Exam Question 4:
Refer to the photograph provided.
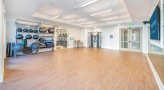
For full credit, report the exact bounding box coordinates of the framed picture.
[70,37,74,40]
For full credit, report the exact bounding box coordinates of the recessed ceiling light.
[100,16,119,21]
[74,0,100,9]
[67,19,75,22]
[107,20,122,24]
[51,15,60,20]
[90,9,112,16]
[79,21,95,25]
[75,19,88,22]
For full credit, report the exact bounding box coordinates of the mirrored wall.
[148,0,164,86]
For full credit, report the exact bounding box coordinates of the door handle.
[129,41,131,43]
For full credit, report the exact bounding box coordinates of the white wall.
[96,25,120,50]
[6,15,81,48]
[81,23,149,53]
[68,27,81,48]
[80,28,92,47]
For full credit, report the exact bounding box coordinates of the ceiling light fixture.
[51,15,60,20]
[100,16,119,21]
[67,19,75,22]
[90,9,112,16]
[106,20,122,24]
[79,22,95,25]
[74,0,100,9]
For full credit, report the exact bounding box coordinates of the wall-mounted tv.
[150,5,160,40]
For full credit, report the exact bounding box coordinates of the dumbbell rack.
[15,19,57,57]
[38,23,57,52]
[56,29,68,49]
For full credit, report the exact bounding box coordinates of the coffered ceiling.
[4,0,158,27]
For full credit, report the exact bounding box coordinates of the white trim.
[119,27,143,52]
[145,54,164,90]
[0,75,3,82]
[101,47,119,50]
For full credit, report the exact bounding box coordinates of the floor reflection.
[148,53,164,84]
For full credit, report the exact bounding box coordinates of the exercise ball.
[23,47,32,55]
[23,29,28,32]
[31,42,40,50]
[25,34,32,39]
[13,44,24,52]
[17,28,22,32]
[39,38,44,43]
[33,35,39,39]
[39,27,47,33]
[16,34,23,39]
[29,29,33,33]
[34,29,38,33]
[48,28,54,33]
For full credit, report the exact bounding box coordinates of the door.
[120,28,129,50]
[120,27,142,52]
[130,28,142,52]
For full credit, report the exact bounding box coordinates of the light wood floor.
[148,54,164,84]
[0,48,158,90]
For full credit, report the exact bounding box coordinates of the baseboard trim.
[145,54,164,90]
[101,47,119,50]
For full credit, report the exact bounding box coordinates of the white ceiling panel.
[5,0,132,27]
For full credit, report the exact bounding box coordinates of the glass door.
[130,28,142,52]
[120,27,142,52]
[120,28,129,50]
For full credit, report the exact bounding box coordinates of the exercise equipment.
[39,38,44,43]
[44,39,54,43]
[33,29,38,33]
[23,29,28,32]
[88,32,102,48]
[25,34,32,39]
[31,42,40,50]
[46,43,54,48]
[40,42,47,48]
[56,31,68,46]
[48,28,54,33]
[13,44,24,52]
[29,29,33,33]
[6,43,10,57]
[33,35,39,39]
[6,42,15,57]
[39,27,47,33]
[16,34,24,39]
[22,39,27,47]
[23,47,32,55]
[17,28,22,32]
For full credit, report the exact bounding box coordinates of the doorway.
[119,27,142,52]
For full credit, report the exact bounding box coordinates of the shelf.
[17,32,38,34]
[39,36,53,37]
[15,19,57,57]
[39,33,54,34]
[40,47,54,49]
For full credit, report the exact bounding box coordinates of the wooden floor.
[148,54,164,84]
[0,48,158,90]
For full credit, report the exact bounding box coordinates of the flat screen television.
[150,5,160,40]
